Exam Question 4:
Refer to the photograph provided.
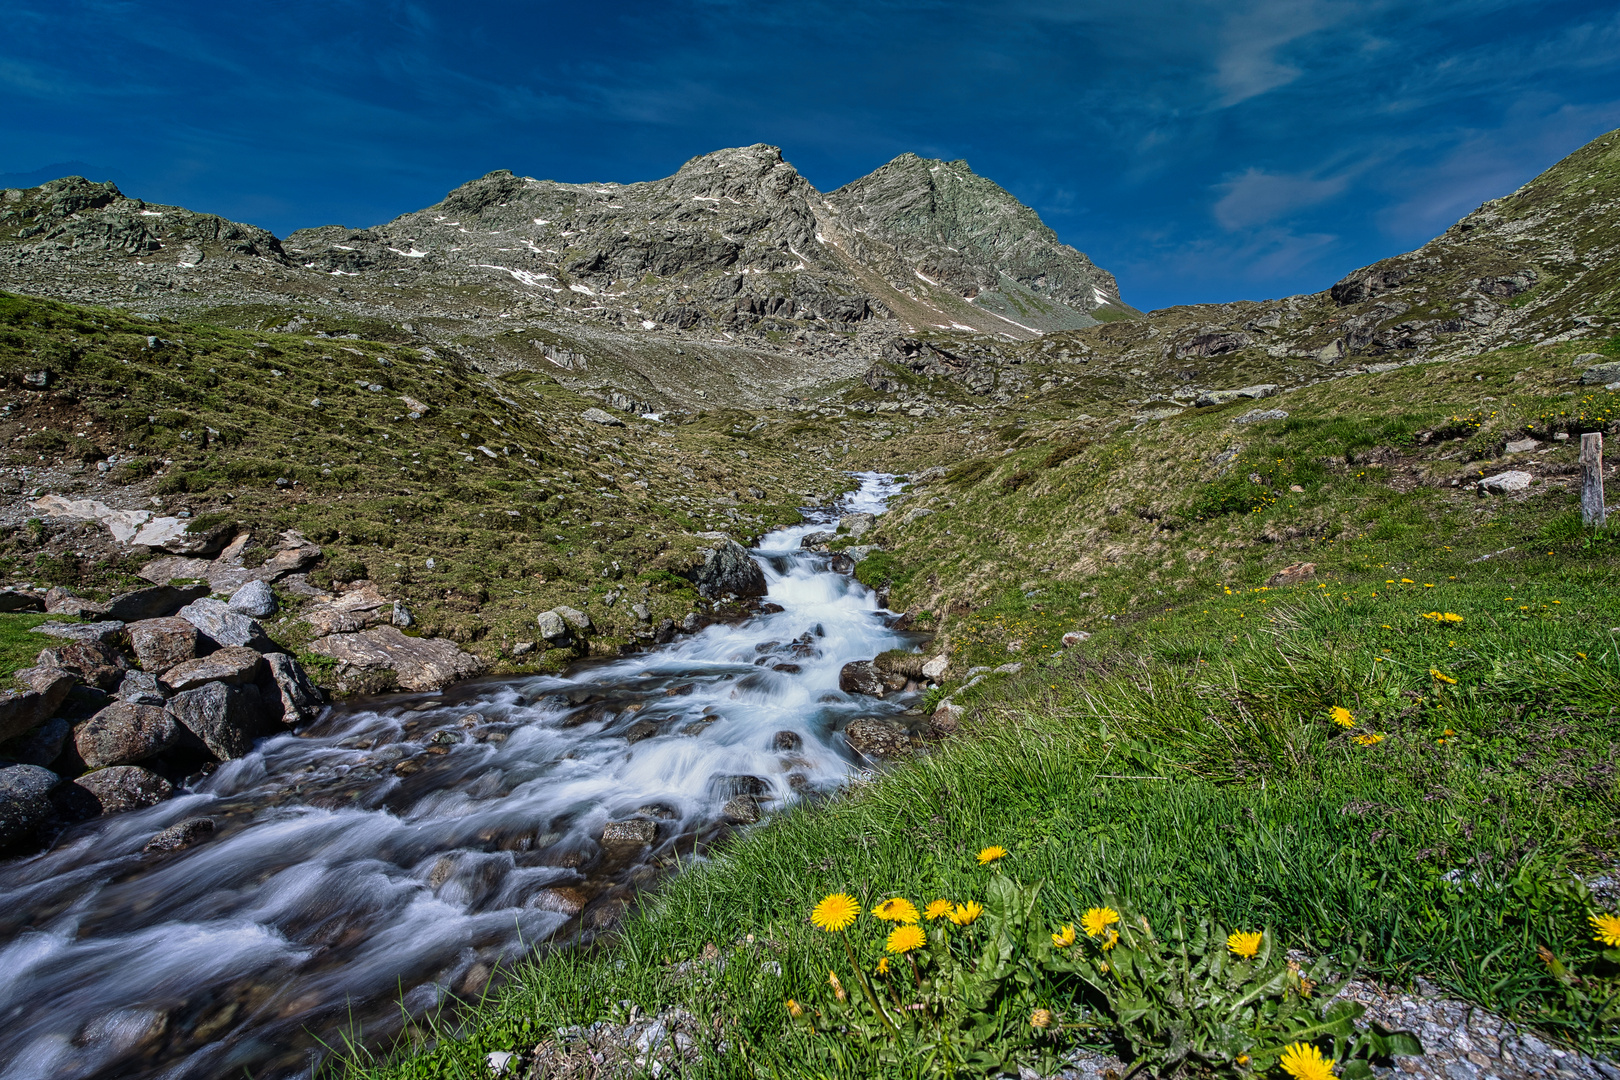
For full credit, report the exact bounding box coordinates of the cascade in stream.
[0,472,918,1080]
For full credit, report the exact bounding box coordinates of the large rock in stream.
[685,539,766,599]
[0,764,58,846]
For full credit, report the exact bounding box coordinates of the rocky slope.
[0,146,1125,414]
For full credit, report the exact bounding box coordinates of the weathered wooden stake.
[1580,432,1606,527]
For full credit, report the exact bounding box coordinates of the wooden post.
[1581,432,1606,527]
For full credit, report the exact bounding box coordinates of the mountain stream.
[0,473,917,1080]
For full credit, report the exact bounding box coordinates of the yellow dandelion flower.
[1279,1041,1335,1080]
[924,899,954,921]
[977,845,1009,865]
[874,957,890,975]
[786,998,803,1018]
[886,924,927,954]
[1101,927,1119,950]
[949,901,984,926]
[1400,578,1414,584]
[1081,907,1121,938]
[1227,930,1263,958]
[1052,923,1077,947]
[811,893,860,932]
[871,897,921,923]
[1353,732,1385,746]
[1442,612,1463,623]
[1237,1054,1250,1065]
[1591,912,1620,947]
[1329,706,1354,728]
[1030,1008,1053,1029]
[1430,669,1457,684]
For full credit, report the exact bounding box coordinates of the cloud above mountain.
[1,0,1617,310]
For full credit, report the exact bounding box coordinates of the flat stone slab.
[304,625,484,692]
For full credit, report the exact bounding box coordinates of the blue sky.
[3,1,1619,311]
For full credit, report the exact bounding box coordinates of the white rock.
[486,1051,514,1076]
[1479,470,1533,493]
[920,655,949,680]
[1503,438,1540,454]
[228,580,277,618]
[1062,630,1092,648]
[29,495,152,543]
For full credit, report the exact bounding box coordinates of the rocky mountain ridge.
[0,146,1127,413]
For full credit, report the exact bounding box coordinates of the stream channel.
[0,472,920,1080]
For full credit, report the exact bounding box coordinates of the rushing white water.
[0,472,917,1080]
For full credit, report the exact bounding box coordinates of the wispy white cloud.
[1213,167,1351,229]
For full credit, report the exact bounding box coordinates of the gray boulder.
[844,718,911,760]
[160,646,265,693]
[535,609,570,644]
[0,668,75,742]
[580,407,624,427]
[838,660,885,697]
[837,513,877,539]
[227,580,277,618]
[143,816,215,854]
[686,540,767,599]
[303,625,484,693]
[0,590,44,613]
[600,818,657,848]
[31,620,126,643]
[554,606,593,633]
[168,681,267,760]
[177,598,275,651]
[45,587,109,620]
[71,766,173,815]
[127,617,202,674]
[0,764,57,846]
[263,652,322,723]
[75,702,180,769]
[1577,360,1620,385]
[1196,384,1278,408]
[3,716,71,767]
[116,669,167,706]
[103,583,210,622]
[1479,470,1533,494]
[799,530,836,548]
[36,640,129,691]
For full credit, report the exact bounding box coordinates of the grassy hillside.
[0,291,869,673]
[338,337,1619,1078]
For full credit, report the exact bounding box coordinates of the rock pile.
[0,580,326,849]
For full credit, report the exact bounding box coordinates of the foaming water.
[0,473,917,1080]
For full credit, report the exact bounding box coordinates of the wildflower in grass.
[886,924,927,954]
[872,897,920,923]
[1400,578,1414,584]
[1228,930,1263,958]
[1052,923,1077,947]
[786,998,804,1018]
[1082,906,1121,938]
[1329,706,1354,728]
[811,893,860,932]
[977,845,1009,865]
[950,901,984,926]
[1430,668,1458,684]
[924,899,954,921]
[874,957,890,975]
[1279,1041,1335,1080]
[1443,612,1463,622]
[1030,1008,1053,1029]
[1591,912,1620,947]
[1101,927,1119,950]
[1354,733,1385,746]
[828,970,847,1002]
